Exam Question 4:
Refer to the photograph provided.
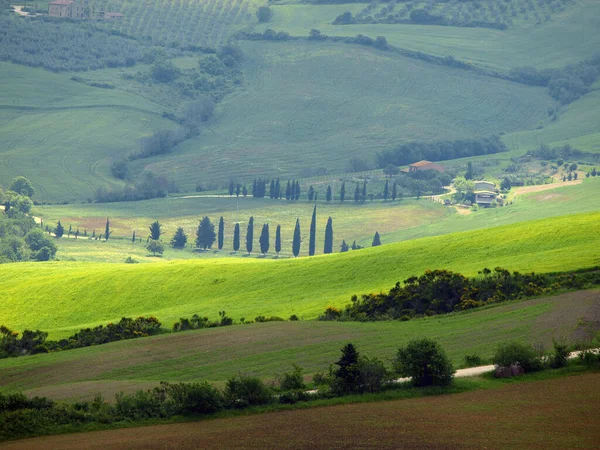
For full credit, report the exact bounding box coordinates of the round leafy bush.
[395,338,455,387]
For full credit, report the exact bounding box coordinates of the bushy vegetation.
[321,267,600,322]
[395,338,454,387]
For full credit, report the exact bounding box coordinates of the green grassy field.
[0,211,598,338]
[0,289,597,400]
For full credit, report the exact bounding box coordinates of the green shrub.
[114,389,170,420]
[394,338,455,387]
[162,382,224,415]
[357,355,391,393]
[550,339,570,368]
[279,364,305,391]
[463,354,483,367]
[224,375,272,408]
[492,342,543,372]
[578,349,599,366]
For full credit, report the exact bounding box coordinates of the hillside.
[0,212,598,337]
[1,289,597,401]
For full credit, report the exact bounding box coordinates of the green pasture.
[142,40,551,191]
[0,211,598,338]
[0,289,597,400]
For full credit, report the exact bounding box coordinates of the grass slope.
[0,289,597,400]
[0,212,598,337]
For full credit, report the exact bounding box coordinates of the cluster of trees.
[0,16,144,72]
[376,136,507,168]
[528,143,599,164]
[509,55,600,104]
[321,267,600,322]
[95,171,175,203]
[0,178,57,263]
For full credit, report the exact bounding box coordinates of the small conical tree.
[465,162,473,180]
[104,217,111,241]
[309,205,317,256]
[292,218,301,257]
[242,185,248,197]
[285,181,291,200]
[308,186,315,201]
[218,216,224,250]
[55,220,64,238]
[324,217,333,254]
[149,220,163,241]
[340,239,349,252]
[392,182,397,201]
[334,343,360,392]
[362,180,367,202]
[326,185,332,202]
[275,178,281,198]
[383,180,389,201]
[372,231,381,247]
[75,228,79,239]
[67,224,72,237]
[275,224,281,256]
[171,227,188,249]
[290,180,296,201]
[340,181,346,202]
[233,223,240,252]
[236,184,241,197]
[354,184,360,202]
[246,216,254,254]
[269,179,276,199]
[196,216,216,250]
[259,223,270,255]
[132,231,136,243]
[229,180,235,196]
[295,181,301,200]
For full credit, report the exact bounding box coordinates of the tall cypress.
[275,224,281,256]
[292,218,301,257]
[340,181,346,202]
[308,186,314,201]
[132,230,136,243]
[326,185,332,202]
[252,179,257,197]
[309,205,317,256]
[269,179,276,199]
[383,179,389,201]
[233,223,240,252]
[275,178,281,199]
[236,184,241,197]
[259,223,270,255]
[362,180,367,202]
[246,216,254,254]
[218,216,224,250]
[372,231,381,247]
[105,217,110,241]
[392,181,397,200]
[295,181,301,200]
[354,184,360,202]
[324,217,333,254]
[228,180,235,196]
[285,181,291,200]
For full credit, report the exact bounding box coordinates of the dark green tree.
[362,180,367,202]
[392,181,397,200]
[295,181,301,200]
[383,179,389,200]
[326,185,332,202]
[233,223,240,252]
[9,176,35,198]
[246,216,254,254]
[132,231,136,243]
[354,183,360,202]
[236,184,241,197]
[269,179,276,199]
[309,205,317,256]
[372,231,381,247]
[285,181,291,200]
[275,224,281,256]
[218,216,224,250]
[104,217,111,241]
[334,343,361,393]
[340,239,349,252]
[146,239,165,256]
[149,220,163,240]
[171,227,188,248]
[395,338,454,387]
[340,181,346,202]
[465,162,474,180]
[275,179,281,198]
[308,186,315,201]
[67,224,72,238]
[228,180,235,196]
[242,185,248,197]
[324,216,333,254]
[196,216,216,250]
[259,223,270,255]
[292,218,301,257]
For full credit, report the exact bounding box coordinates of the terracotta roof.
[49,0,74,5]
[410,160,433,167]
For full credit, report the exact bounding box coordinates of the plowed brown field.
[3,374,599,449]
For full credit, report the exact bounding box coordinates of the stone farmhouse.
[403,160,445,173]
[48,0,84,18]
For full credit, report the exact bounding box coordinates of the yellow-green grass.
[258,0,600,72]
[141,40,551,191]
[0,289,597,401]
[0,63,174,202]
[0,211,598,339]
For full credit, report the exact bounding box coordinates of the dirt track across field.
[3,374,599,450]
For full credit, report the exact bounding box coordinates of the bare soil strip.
[2,374,599,449]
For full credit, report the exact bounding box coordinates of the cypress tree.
[340,240,349,252]
[362,180,367,202]
[383,179,389,200]
[465,162,474,180]
[269,179,276,198]
[285,181,291,200]
[55,220,64,238]
[290,180,296,200]
[233,223,240,252]
[259,223,270,255]
[308,186,314,201]
[252,179,257,197]
[309,205,317,256]
[326,185,332,202]
[229,180,235,196]
[275,178,281,198]
[292,218,301,257]
[246,216,254,254]
[354,184,360,202]
[68,224,72,237]
[171,227,188,249]
[275,224,281,256]
[324,217,333,254]
[149,221,163,240]
[132,231,136,243]
[392,181,397,201]
[75,228,79,239]
[242,185,248,197]
[340,181,346,202]
[372,231,381,247]
[196,216,216,250]
[105,217,111,241]
[218,216,224,250]
[295,181,301,200]
[236,184,241,197]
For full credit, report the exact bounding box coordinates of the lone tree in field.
[392,182,398,201]
[275,224,281,256]
[256,5,272,23]
[326,185,332,202]
[246,216,254,254]
[324,217,333,254]
[394,338,454,387]
[259,223,270,255]
[309,205,317,256]
[55,220,64,238]
[383,164,399,178]
[292,218,301,257]
[340,181,346,202]
[146,239,165,256]
[9,176,35,198]
[383,180,389,201]
[372,231,381,247]
[334,343,360,393]
[218,216,224,250]
[196,216,216,250]
[233,223,240,252]
[171,227,188,249]
[104,217,111,241]
[132,231,136,243]
[149,221,163,241]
